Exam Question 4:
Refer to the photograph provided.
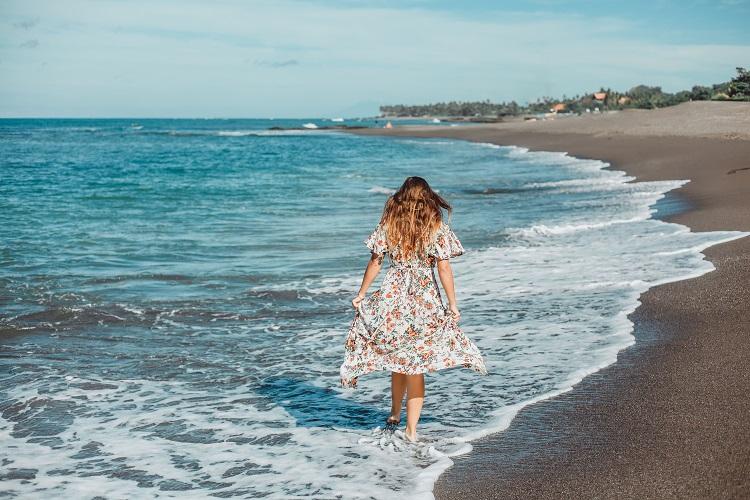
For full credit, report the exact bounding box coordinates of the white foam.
[396,140,455,146]
[524,174,634,189]
[216,129,326,137]
[216,130,258,136]
[506,216,645,238]
[368,185,396,195]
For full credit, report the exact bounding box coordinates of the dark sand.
[349,101,750,499]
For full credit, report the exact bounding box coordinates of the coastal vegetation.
[380,67,750,118]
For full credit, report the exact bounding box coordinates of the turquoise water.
[0,119,744,498]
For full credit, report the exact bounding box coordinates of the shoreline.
[346,101,750,498]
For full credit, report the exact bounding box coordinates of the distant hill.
[380,67,750,119]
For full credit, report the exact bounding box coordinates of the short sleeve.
[430,223,464,260]
[364,223,388,255]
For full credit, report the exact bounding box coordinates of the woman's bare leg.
[390,372,407,420]
[405,374,425,440]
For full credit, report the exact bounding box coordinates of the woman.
[339,176,487,443]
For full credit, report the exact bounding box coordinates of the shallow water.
[0,119,745,498]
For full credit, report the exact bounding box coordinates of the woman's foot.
[385,415,400,430]
[403,429,418,443]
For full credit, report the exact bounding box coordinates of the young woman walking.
[340,176,487,443]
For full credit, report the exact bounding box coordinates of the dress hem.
[340,358,488,389]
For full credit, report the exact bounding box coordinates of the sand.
[348,101,750,499]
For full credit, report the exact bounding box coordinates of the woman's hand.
[352,294,365,309]
[448,303,461,322]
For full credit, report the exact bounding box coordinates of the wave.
[2,305,145,334]
[85,273,194,284]
[136,129,327,138]
[216,130,260,137]
[368,185,396,195]
[505,217,646,239]
[396,139,455,146]
[503,145,610,173]
[0,300,319,335]
[524,175,633,189]
[463,187,527,195]
[216,129,325,137]
[534,179,687,196]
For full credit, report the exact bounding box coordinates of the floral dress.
[340,222,488,388]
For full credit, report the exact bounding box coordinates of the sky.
[1,0,748,118]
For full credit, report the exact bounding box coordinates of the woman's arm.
[436,259,461,321]
[352,252,384,308]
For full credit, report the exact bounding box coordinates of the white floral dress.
[340,222,488,388]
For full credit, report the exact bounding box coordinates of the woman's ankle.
[404,428,417,442]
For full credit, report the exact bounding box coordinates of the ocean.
[0,118,744,498]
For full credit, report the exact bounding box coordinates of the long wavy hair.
[379,177,451,260]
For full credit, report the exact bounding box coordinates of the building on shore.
[550,103,568,113]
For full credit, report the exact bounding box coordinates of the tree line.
[380,67,750,118]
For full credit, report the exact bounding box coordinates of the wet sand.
[349,101,750,499]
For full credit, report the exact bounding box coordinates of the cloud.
[18,39,39,49]
[13,18,39,30]
[253,58,300,68]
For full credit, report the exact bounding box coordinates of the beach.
[349,101,750,498]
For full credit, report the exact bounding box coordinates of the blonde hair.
[379,176,451,260]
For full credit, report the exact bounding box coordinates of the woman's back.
[375,176,453,263]
[365,220,464,267]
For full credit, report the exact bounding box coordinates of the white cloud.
[18,39,39,49]
[253,59,300,68]
[12,18,39,30]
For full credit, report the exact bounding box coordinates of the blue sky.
[1,0,748,117]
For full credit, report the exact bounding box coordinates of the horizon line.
[0,116,389,120]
